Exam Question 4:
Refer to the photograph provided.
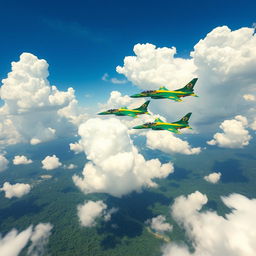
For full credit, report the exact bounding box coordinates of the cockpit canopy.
[142,90,155,94]
[108,109,118,113]
[144,122,155,126]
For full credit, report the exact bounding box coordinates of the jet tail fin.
[176,112,192,124]
[134,100,150,112]
[177,78,198,92]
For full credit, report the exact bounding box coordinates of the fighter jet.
[130,78,198,102]
[98,100,150,118]
[133,113,192,134]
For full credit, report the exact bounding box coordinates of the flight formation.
[98,78,198,134]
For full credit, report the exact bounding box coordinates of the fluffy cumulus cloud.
[0,53,86,147]
[13,155,33,165]
[204,172,221,184]
[207,115,252,148]
[116,43,196,90]
[72,118,173,197]
[41,155,62,170]
[147,215,172,233]
[146,130,201,155]
[77,200,108,227]
[69,142,84,154]
[117,26,256,130]
[0,155,8,172]
[0,223,52,256]
[0,182,31,198]
[162,191,256,256]
[98,90,133,111]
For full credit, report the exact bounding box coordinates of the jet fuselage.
[133,113,192,134]
[98,108,148,117]
[133,121,189,131]
[131,90,197,101]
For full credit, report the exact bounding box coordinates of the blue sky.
[0,0,255,105]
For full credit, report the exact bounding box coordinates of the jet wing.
[162,126,181,134]
[156,94,182,101]
[167,95,182,102]
[127,113,138,117]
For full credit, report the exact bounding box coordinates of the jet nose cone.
[133,125,144,129]
[98,111,108,115]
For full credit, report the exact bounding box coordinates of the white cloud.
[147,215,172,233]
[207,115,252,148]
[98,91,132,111]
[0,226,32,256]
[103,207,118,222]
[30,138,41,145]
[13,155,33,165]
[41,155,62,170]
[116,43,196,90]
[64,163,77,170]
[40,175,52,179]
[0,155,8,172]
[27,223,53,256]
[102,73,127,84]
[110,77,127,84]
[77,200,107,227]
[243,94,255,101]
[116,26,256,129]
[204,172,221,184]
[0,223,52,256]
[69,142,83,154]
[72,118,173,197]
[163,191,256,256]
[0,182,31,198]
[146,130,201,155]
[0,53,86,147]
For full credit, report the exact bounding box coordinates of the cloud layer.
[0,223,52,256]
[163,191,256,256]
[73,118,173,197]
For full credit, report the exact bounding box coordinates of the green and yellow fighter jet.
[130,78,198,102]
[133,112,192,134]
[98,100,150,118]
